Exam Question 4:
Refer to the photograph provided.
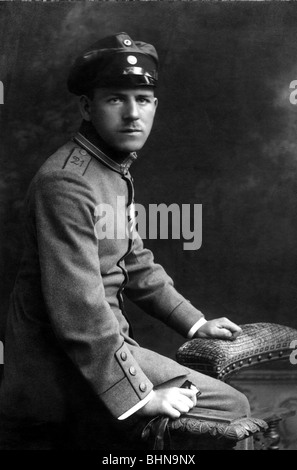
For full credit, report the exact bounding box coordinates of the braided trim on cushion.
[176,323,297,380]
[141,414,268,449]
[169,416,268,441]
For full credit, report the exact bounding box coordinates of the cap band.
[93,73,157,89]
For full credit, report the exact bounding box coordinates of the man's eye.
[108,97,121,103]
[138,97,150,104]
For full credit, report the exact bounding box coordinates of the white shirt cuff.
[187,317,207,339]
[117,390,155,420]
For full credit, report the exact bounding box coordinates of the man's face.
[83,86,158,153]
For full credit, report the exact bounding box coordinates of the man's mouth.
[120,129,142,133]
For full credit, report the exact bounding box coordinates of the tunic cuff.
[187,317,208,338]
[118,390,155,420]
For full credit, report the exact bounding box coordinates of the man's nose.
[123,99,140,120]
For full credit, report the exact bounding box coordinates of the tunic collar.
[73,121,138,175]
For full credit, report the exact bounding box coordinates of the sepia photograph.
[0,0,297,454]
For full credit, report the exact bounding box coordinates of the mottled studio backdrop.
[1,1,297,359]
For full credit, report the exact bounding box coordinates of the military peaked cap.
[67,32,158,95]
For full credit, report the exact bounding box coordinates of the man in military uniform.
[0,33,251,450]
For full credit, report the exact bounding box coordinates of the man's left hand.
[195,317,242,340]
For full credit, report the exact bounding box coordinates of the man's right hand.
[136,385,198,419]
[195,317,242,340]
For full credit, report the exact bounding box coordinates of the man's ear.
[79,95,92,121]
[154,97,158,110]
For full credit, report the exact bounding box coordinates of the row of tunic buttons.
[120,351,147,392]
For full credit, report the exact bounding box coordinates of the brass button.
[139,382,147,392]
[123,39,132,46]
[120,352,127,361]
[129,366,136,376]
[80,149,87,156]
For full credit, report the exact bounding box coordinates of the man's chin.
[113,142,146,154]
[111,135,148,154]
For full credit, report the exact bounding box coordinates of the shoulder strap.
[63,147,92,175]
